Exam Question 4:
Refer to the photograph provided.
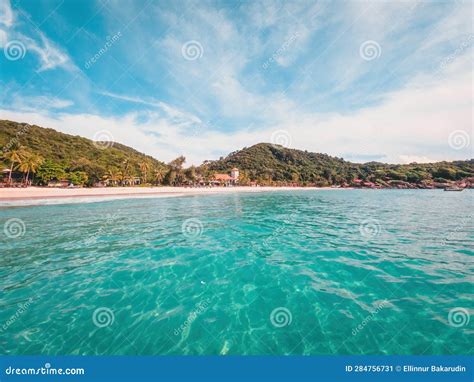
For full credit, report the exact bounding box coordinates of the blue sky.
[0,0,472,165]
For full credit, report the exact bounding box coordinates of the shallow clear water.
[1,190,473,355]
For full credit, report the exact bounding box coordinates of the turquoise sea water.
[1,190,473,355]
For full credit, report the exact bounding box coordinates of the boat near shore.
[444,186,464,191]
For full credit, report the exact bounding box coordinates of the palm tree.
[126,174,136,186]
[116,170,125,186]
[103,168,118,186]
[153,167,166,185]
[139,161,150,185]
[2,145,26,185]
[121,159,131,186]
[17,152,44,186]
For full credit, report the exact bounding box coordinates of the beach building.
[212,168,239,186]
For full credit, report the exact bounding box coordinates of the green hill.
[0,120,167,186]
[1,120,472,188]
[202,143,474,187]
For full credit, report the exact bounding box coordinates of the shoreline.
[0,186,467,207]
[0,186,338,204]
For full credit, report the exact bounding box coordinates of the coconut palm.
[103,168,119,186]
[2,145,26,185]
[121,159,131,186]
[153,167,166,185]
[116,170,125,186]
[17,152,44,186]
[127,174,136,186]
[139,161,150,184]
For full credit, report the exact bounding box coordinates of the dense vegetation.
[203,143,474,188]
[0,120,168,186]
[1,120,472,188]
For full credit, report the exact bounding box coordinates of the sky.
[0,0,472,165]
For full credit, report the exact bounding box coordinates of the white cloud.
[0,29,7,47]
[0,0,12,48]
[1,1,471,166]
[99,91,202,126]
[9,95,73,111]
[399,155,437,164]
[0,0,13,28]
[23,31,75,72]
[271,57,473,163]
[48,98,73,109]
[0,54,471,166]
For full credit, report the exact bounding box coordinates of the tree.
[184,166,197,184]
[69,157,106,185]
[433,167,457,181]
[103,167,119,186]
[16,151,44,186]
[139,160,151,184]
[168,156,186,171]
[36,160,66,185]
[116,170,125,186]
[238,170,251,185]
[153,167,167,185]
[121,159,132,186]
[2,144,26,185]
[67,171,89,186]
[291,172,300,184]
[167,156,186,185]
[164,170,177,185]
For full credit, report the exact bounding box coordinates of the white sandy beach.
[0,186,333,202]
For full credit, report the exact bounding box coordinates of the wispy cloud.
[2,52,471,166]
[9,95,73,111]
[99,91,202,126]
[0,0,472,165]
[1,0,75,72]
[23,31,75,72]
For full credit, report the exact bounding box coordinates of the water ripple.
[0,190,472,355]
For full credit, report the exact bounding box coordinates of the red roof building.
[213,174,233,181]
[212,168,239,186]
